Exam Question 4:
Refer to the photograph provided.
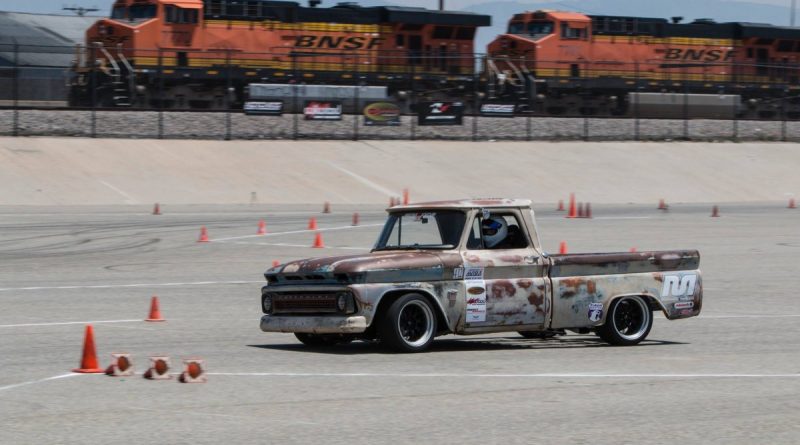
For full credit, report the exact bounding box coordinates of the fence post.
[292,55,299,140]
[472,69,478,142]
[12,41,19,137]
[225,49,232,141]
[353,55,359,141]
[410,61,416,141]
[682,66,689,140]
[634,61,640,141]
[781,88,788,142]
[158,49,164,139]
[90,44,97,138]
[582,60,589,141]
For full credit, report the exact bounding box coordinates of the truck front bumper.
[260,315,368,334]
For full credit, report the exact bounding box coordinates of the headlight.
[262,295,272,313]
[337,293,347,311]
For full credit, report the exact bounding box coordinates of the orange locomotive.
[70,0,490,108]
[487,10,800,118]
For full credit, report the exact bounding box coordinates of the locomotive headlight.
[262,295,272,313]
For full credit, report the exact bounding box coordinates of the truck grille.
[270,293,339,314]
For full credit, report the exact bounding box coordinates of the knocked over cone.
[143,356,171,380]
[179,358,207,383]
[105,353,134,377]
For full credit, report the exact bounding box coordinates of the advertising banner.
[243,101,283,116]
[479,102,516,118]
[418,101,464,126]
[304,101,343,120]
[363,101,401,126]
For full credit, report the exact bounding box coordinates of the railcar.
[487,10,800,118]
[69,0,490,108]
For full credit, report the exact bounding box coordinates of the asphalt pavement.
[1,203,798,444]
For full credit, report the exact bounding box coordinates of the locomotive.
[487,10,800,118]
[69,0,490,108]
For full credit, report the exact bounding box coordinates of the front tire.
[595,296,653,346]
[379,294,437,353]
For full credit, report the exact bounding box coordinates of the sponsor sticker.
[479,102,516,117]
[304,101,343,120]
[674,301,694,310]
[244,101,283,116]
[661,274,698,298]
[363,101,401,126]
[418,101,464,126]
[588,302,604,322]
[462,266,486,322]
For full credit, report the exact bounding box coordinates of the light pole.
[439,0,444,11]
[793,0,797,26]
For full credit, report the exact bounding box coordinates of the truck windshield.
[374,210,466,251]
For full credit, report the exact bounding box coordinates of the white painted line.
[226,241,368,251]
[206,372,800,379]
[0,319,142,328]
[0,373,80,393]
[700,314,800,319]
[0,280,262,293]
[328,163,398,197]
[211,223,383,242]
[97,180,138,205]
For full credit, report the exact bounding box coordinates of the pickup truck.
[260,199,702,352]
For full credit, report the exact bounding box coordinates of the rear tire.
[595,296,653,346]
[379,293,437,353]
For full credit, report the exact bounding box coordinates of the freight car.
[486,11,800,118]
[69,0,490,108]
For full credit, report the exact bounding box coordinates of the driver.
[481,217,508,249]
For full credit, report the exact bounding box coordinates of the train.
[70,0,800,118]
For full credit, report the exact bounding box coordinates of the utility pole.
[439,0,444,11]
[793,0,797,27]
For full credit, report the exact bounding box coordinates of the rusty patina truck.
[260,199,702,352]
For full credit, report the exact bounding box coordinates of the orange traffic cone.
[73,325,104,373]
[152,203,161,215]
[323,202,331,214]
[789,198,797,209]
[658,199,668,210]
[272,260,281,268]
[389,197,396,207]
[711,205,720,217]
[577,203,585,218]
[257,219,267,235]
[352,212,359,226]
[312,232,325,248]
[630,247,637,253]
[308,217,318,230]
[559,241,568,254]
[403,189,410,205]
[567,193,577,218]
[145,296,165,322]
[557,200,564,211]
[197,226,209,242]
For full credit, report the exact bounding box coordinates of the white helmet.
[482,217,507,248]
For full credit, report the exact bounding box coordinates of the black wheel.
[595,296,653,346]
[379,293,437,353]
[518,330,559,339]
[294,333,353,347]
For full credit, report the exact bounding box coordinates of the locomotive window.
[508,22,524,34]
[778,40,794,52]
[747,48,754,58]
[166,6,198,24]
[129,4,156,20]
[795,42,800,52]
[396,34,404,46]
[226,3,244,16]
[455,27,475,40]
[401,24,424,31]
[112,6,126,19]
[561,24,586,39]
[527,21,553,36]
[433,26,454,39]
[246,1,260,16]
[608,18,623,32]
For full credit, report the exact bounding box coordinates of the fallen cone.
[105,353,134,377]
[152,203,161,215]
[557,200,564,211]
[789,198,797,209]
[658,199,668,210]
[257,219,267,235]
[143,356,171,380]
[312,232,325,248]
[73,325,104,373]
[145,295,165,322]
[307,217,318,230]
[711,205,720,217]
[559,241,568,254]
[179,358,207,383]
[197,226,209,243]
[352,212,359,226]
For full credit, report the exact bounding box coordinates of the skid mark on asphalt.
[206,372,800,379]
[0,373,81,393]
[0,280,262,293]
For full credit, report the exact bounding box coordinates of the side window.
[467,213,529,250]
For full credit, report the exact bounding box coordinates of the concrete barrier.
[0,137,797,205]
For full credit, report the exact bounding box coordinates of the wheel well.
[372,290,449,336]
[613,294,665,317]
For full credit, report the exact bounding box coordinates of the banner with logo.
[244,101,283,116]
[303,101,343,120]
[363,101,401,126]
[479,102,516,118]
[418,101,464,126]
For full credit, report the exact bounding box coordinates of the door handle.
[525,256,539,264]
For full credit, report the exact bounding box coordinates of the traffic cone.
[257,219,267,235]
[272,260,281,268]
[389,197,396,207]
[105,353,134,377]
[789,198,797,209]
[585,203,592,219]
[711,205,720,217]
[577,203,585,218]
[143,356,171,380]
[559,241,568,254]
[630,247,637,253]
[152,203,161,215]
[322,202,331,214]
[145,295,165,322]
[567,193,577,218]
[178,358,207,383]
[557,200,564,211]
[403,189,410,205]
[352,212,359,226]
[197,226,209,243]
[312,232,325,248]
[658,199,668,210]
[308,217,318,230]
[73,325,104,373]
